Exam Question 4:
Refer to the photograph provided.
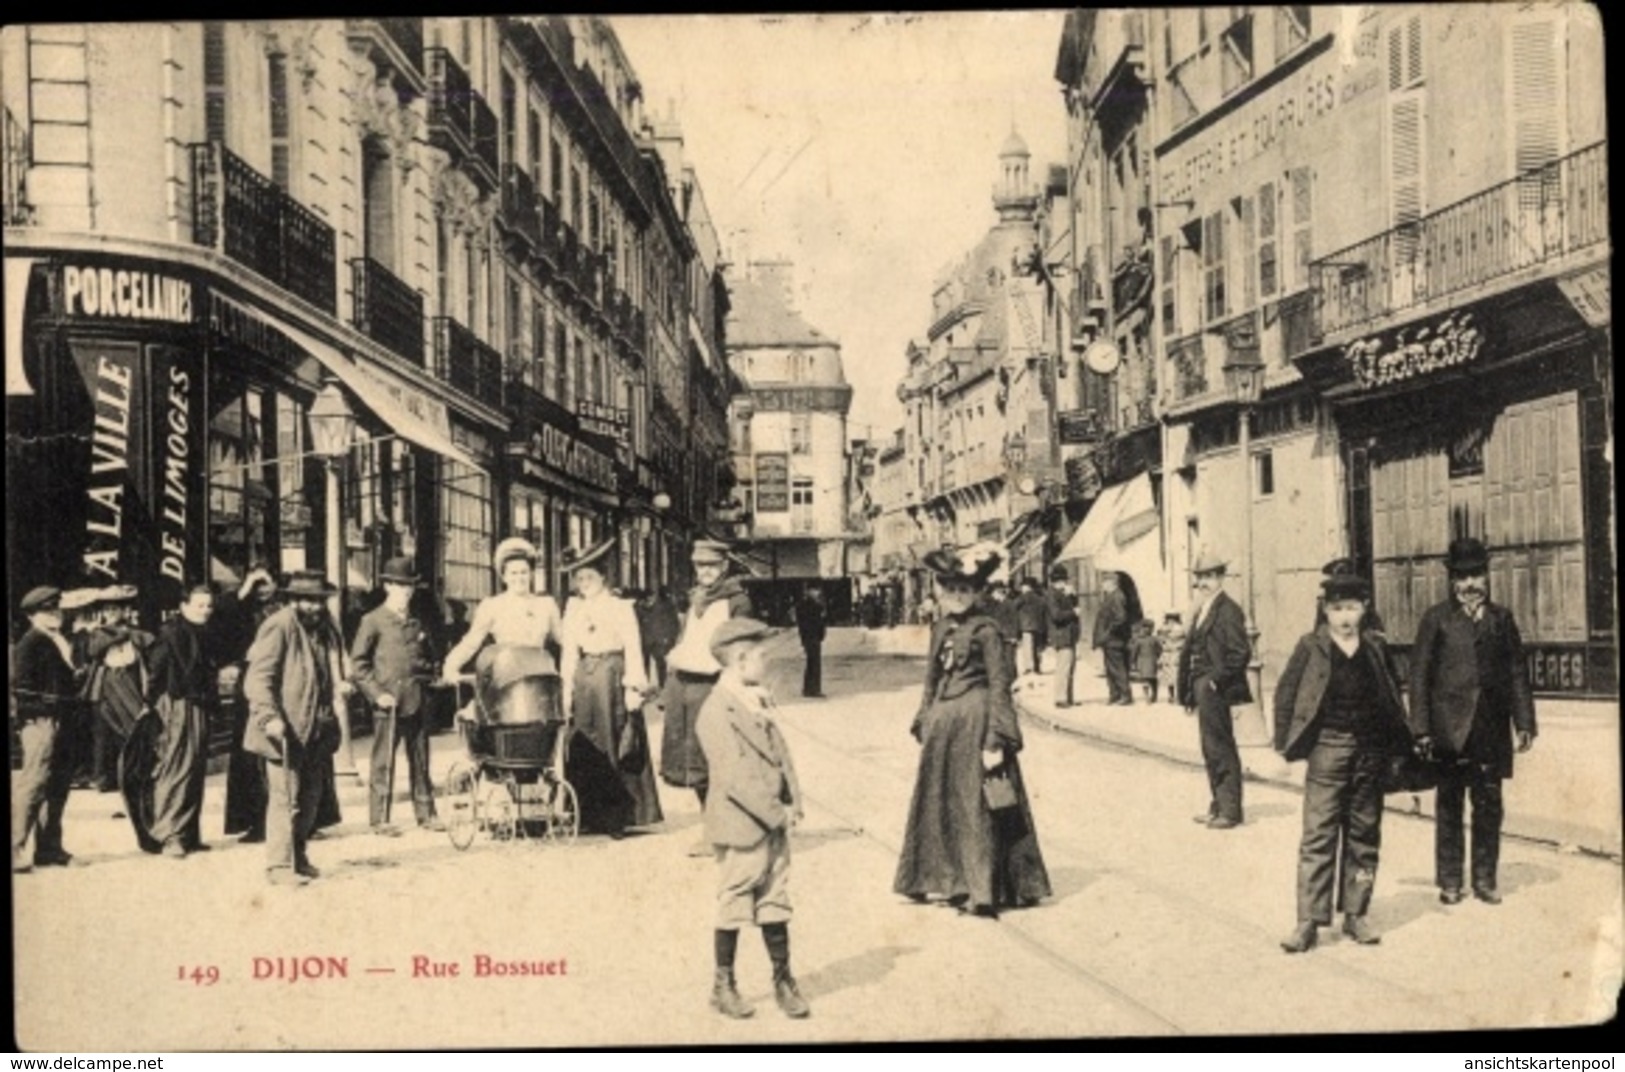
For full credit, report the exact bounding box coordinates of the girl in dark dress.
[894,543,1052,918]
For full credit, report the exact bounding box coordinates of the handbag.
[1381,750,1439,794]
[982,768,1019,812]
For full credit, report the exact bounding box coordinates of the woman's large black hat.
[921,542,1003,587]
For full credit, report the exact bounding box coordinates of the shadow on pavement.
[1244,801,1298,822]
[795,944,922,1001]
[1044,864,1107,903]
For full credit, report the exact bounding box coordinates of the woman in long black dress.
[894,543,1051,918]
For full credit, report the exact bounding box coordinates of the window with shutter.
[1202,211,1226,323]
[1290,167,1313,292]
[268,52,290,189]
[1258,182,1277,298]
[1220,14,1254,96]
[1276,6,1310,61]
[1236,195,1256,310]
[1509,17,1565,235]
[1160,235,1178,336]
[204,22,227,145]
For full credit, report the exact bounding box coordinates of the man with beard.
[1408,538,1537,906]
[242,572,347,886]
[661,540,753,852]
[139,583,219,858]
[214,567,279,843]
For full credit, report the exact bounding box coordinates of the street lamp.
[1223,354,1268,747]
[307,380,358,774]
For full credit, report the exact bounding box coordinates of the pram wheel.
[544,778,579,843]
[444,759,479,851]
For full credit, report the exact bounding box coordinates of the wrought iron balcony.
[190,142,336,315]
[499,164,541,250]
[346,18,424,93]
[426,48,475,161]
[433,316,504,410]
[1312,141,1608,337]
[4,106,32,225]
[350,257,424,366]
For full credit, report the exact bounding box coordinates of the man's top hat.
[1191,550,1228,576]
[379,556,422,586]
[708,617,781,663]
[560,537,616,574]
[492,537,538,572]
[20,586,61,614]
[1445,537,1490,575]
[283,571,338,599]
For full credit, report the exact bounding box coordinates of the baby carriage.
[443,644,579,849]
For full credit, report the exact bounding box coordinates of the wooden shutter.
[1237,196,1256,310]
[1257,182,1277,299]
[1509,14,1564,248]
[203,22,228,144]
[1387,91,1424,310]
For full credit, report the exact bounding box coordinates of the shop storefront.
[1299,282,1615,698]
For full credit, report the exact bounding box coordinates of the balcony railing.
[351,257,424,366]
[426,48,474,160]
[346,18,424,89]
[1313,141,1608,336]
[191,142,336,315]
[500,164,541,250]
[433,316,503,409]
[4,106,32,225]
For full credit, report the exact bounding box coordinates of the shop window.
[209,379,277,584]
[442,460,493,605]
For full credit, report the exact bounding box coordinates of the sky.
[611,12,1069,441]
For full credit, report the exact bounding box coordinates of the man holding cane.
[351,557,444,837]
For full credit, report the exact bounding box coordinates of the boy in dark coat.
[695,618,807,1021]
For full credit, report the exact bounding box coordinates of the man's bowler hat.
[1445,537,1490,575]
[379,557,423,586]
[283,571,338,599]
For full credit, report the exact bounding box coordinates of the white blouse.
[443,590,562,678]
[559,591,648,696]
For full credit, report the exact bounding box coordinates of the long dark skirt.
[659,670,717,790]
[568,653,663,834]
[893,687,1052,910]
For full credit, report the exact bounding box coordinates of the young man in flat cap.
[11,587,90,872]
[1408,537,1537,906]
[351,557,444,836]
[661,539,753,831]
[694,617,808,1020]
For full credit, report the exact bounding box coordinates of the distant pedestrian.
[1273,573,1413,952]
[894,543,1052,918]
[1045,567,1080,708]
[661,539,753,834]
[986,581,1022,678]
[793,586,827,698]
[695,618,808,1020]
[1178,552,1252,829]
[242,571,348,887]
[918,592,938,627]
[350,557,444,836]
[135,582,220,859]
[1014,579,1046,678]
[11,587,90,873]
[1408,537,1537,907]
[638,587,682,689]
[1092,571,1132,705]
[1155,613,1185,707]
[1129,619,1161,703]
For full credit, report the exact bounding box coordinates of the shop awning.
[214,293,484,471]
[1057,472,1156,567]
[6,257,36,396]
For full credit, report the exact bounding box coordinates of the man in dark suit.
[1046,567,1081,707]
[1178,552,1253,828]
[11,587,90,873]
[793,586,828,698]
[1408,537,1537,906]
[351,557,444,836]
[1092,571,1132,705]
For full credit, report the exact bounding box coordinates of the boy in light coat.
[694,618,808,1021]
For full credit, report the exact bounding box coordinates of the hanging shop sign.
[750,386,852,413]
[1342,310,1485,390]
[1058,408,1107,445]
[756,452,790,513]
[1556,266,1609,329]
